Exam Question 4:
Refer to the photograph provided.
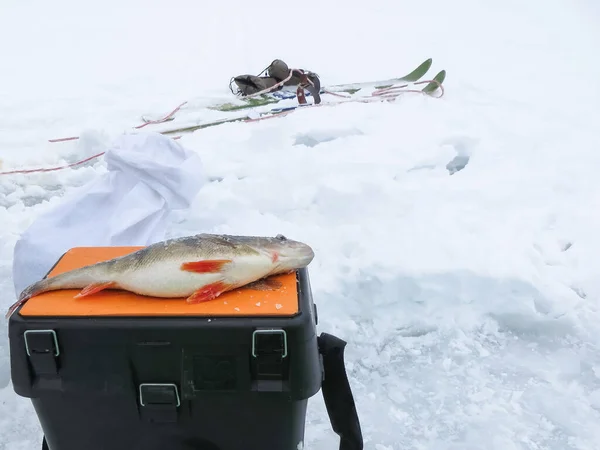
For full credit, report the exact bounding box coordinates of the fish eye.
[275,234,287,241]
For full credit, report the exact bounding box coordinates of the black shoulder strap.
[318,332,364,450]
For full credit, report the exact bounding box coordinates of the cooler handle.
[318,332,364,450]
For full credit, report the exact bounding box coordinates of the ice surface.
[2,0,600,449]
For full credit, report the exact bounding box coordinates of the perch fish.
[6,233,314,318]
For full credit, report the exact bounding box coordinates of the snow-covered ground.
[2,0,600,448]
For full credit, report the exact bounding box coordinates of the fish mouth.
[273,245,315,270]
[250,234,315,271]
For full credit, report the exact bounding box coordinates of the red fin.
[74,281,116,298]
[271,252,280,263]
[246,277,283,291]
[186,281,230,303]
[181,259,232,273]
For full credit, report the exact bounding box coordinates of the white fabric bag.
[12,132,205,297]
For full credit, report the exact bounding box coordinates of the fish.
[6,233,314,319]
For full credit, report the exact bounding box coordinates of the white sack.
[12,132,205,296]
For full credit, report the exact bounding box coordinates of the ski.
[137,58,435,123]
[157,72,446,138]
[204,58,434,113]
[48,61,445,143]
[326,57,433,94]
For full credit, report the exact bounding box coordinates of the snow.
[1,0,600,448]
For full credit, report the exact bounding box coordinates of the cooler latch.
[139,383,180,423]
[251,329,288,389]
[24,329,60,375]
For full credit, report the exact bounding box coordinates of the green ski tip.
[399,58,433,82]
[421,70,446,94]
[374,58,433,88]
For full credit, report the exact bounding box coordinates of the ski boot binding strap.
[230,59,322,105]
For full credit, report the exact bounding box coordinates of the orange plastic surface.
[19,246,299,317]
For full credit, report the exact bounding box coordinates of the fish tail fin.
[5,278,49,319]
[5,268,110,319]
[18,279,50,302]
[5,298,28,320]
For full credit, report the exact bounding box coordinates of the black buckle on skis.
[139,383,180,423]
[251,329,288,390]
[24,329,60,375]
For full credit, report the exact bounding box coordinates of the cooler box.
[8,246,350,450]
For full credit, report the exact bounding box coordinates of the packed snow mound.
[2,0,600,449]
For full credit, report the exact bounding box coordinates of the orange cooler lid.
[19,246,299,317]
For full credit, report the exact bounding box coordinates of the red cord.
[0,152,106,176]
[134,101,188,129]
[10,79,443,176]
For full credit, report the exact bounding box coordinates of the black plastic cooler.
[8,246,362,450]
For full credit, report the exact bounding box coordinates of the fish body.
[6,233,314,318]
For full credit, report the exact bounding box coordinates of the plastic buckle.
[24,329,60,357]
[24,329,60,375]
[251,329,289,390]
[139,383,181,423]
[139,383,181,407]
[252,329,288,359]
